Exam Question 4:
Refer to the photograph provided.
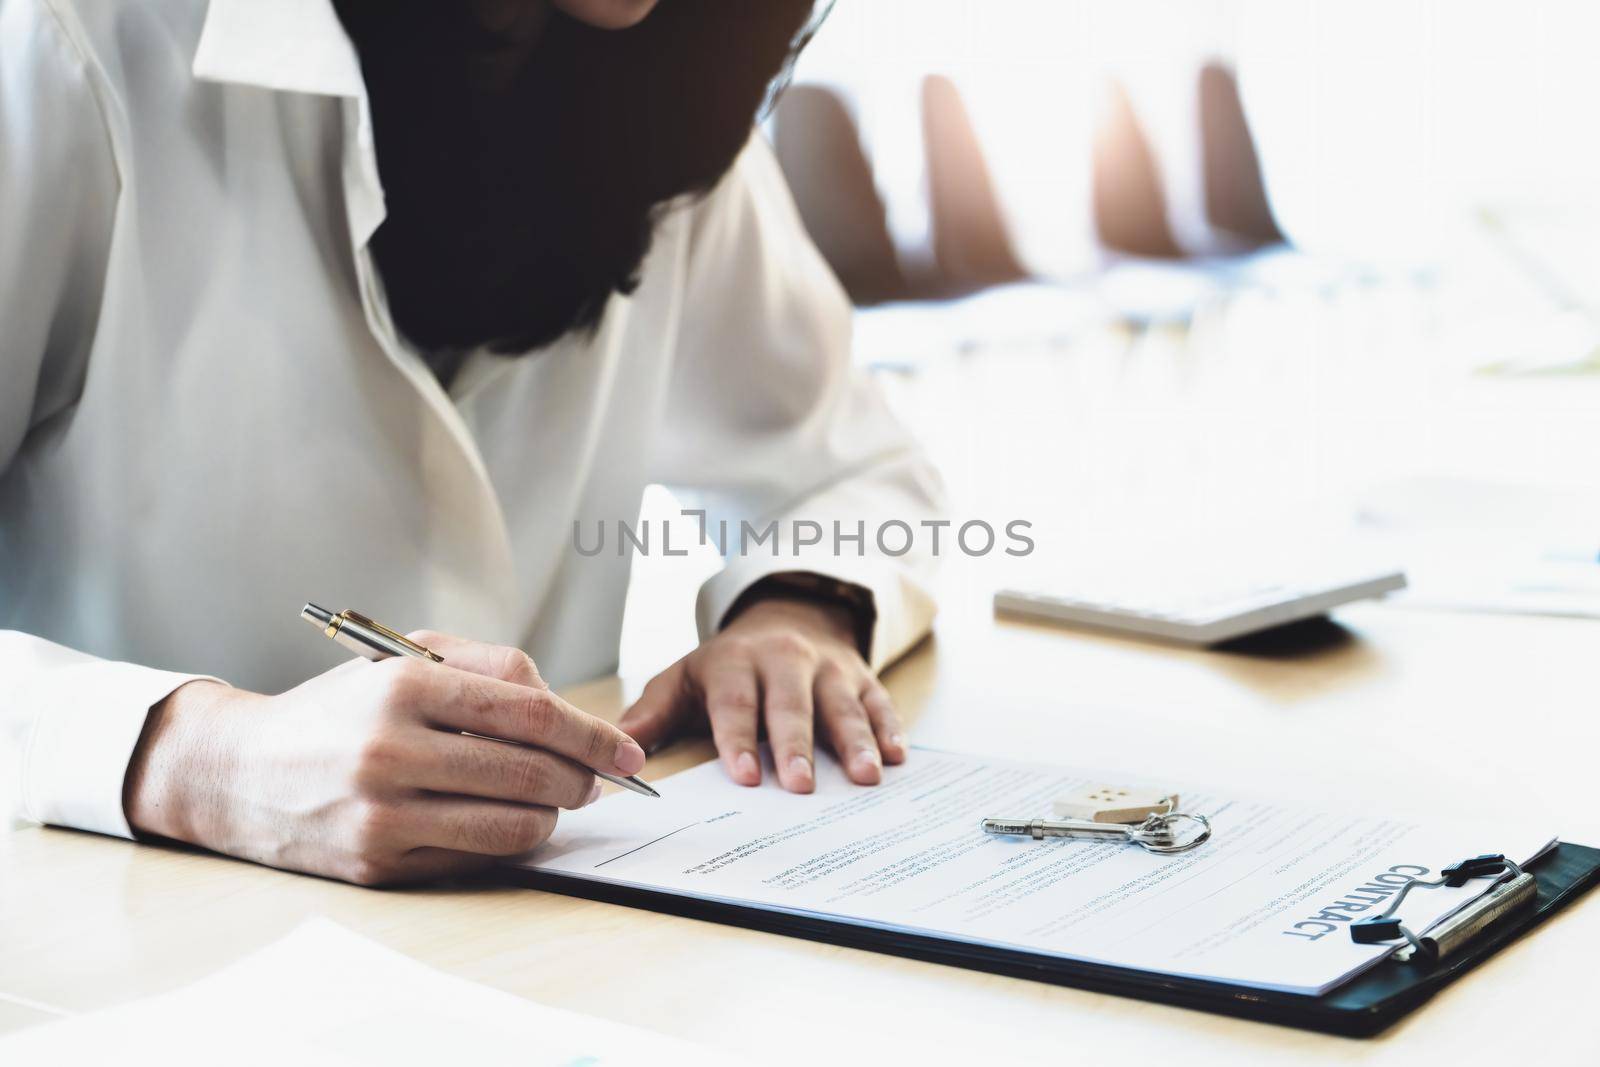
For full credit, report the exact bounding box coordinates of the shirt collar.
[192,0,365,98]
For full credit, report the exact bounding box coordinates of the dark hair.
[331,0,824,355]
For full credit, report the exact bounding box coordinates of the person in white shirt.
[0,0,941,885]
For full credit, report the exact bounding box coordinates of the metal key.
[980,812,1212,854]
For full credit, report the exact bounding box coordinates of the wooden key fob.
[1053,785,1179,824]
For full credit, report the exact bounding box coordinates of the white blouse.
[0,0,940,838]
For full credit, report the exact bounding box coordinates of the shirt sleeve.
[0,2,213,839]
[0,0,116,464]
[2,634,222,838]
[651,133,944,672]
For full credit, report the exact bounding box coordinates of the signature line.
[593,822,699,869]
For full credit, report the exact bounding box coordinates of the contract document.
[515,749,1555,996]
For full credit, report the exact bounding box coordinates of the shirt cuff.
[696,554,935,673]
[20,658,219,840]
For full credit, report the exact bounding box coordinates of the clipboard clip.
[1349,853,1538,964]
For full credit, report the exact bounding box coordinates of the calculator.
[994,561,1407,646]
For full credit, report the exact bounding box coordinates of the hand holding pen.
[124,607,655,887]
[303,605,658,798]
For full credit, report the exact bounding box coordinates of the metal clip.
[1348,853,1537,963]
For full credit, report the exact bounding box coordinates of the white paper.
[1355,476,1600,619]
[0,918,739,1067]
[518,749,1554,996]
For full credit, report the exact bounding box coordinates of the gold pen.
[300,603,660,799]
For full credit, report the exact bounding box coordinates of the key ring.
[980,811,1213,854]
[1132,812,1213,854]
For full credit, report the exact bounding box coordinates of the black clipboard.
[506,841,1600,1036]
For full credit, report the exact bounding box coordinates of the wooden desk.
[4,602,1597,1064]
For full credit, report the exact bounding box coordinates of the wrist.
[725,595,858,653]
[722,572,876,659]
[124,679,245,847]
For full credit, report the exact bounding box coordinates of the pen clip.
[339,610,444,662]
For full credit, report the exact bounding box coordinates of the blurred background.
[621,0,1600,677]
[775,0,1600,302]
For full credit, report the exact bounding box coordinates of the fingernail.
[735,751,760,783]
[614,740,646,775]
[853,748,882,779]
[585,778,604,806]
[889,733,907,752]
[788,754,813,786]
